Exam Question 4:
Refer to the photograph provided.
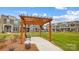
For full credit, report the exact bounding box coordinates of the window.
[7,19,10,23]
[4,19,7,24]
[71,24,75,26]
[76,24,79,26]
[10,19,14,24]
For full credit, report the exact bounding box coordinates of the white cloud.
[53,15,64,19]
[66,10,79,21]
[43,13,47,17]
[67,10,79,15]
[55,7,67,10]
[53,10,79,23]
[32,13,38,16]
[17,11,27,15]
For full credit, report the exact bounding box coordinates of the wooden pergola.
[19,15,52,44]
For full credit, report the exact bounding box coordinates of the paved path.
[31,37,63,51]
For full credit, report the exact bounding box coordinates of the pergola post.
[19,20,25,44]
[19,21,24,44]
[39,26,42,37]
[25,24,26,34]
[48,21,51,42]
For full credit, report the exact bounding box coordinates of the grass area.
[53,32,79,51]
[42,32,79,51]
[0,32,79,51]
[0,33,19,40]
[27,32,79,51]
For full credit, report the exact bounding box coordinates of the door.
[4,25,12,32]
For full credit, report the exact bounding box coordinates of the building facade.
[0,15,41,33]
[0,15,19,33]
[52,21,79,32]
[1,15,79,33]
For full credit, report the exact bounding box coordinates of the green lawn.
[52,32,79,51]
[0,32,79,51]
[0,33,19,40]
[27,32,79,51]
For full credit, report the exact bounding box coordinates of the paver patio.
[31,37,63,51]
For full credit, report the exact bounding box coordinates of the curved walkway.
[31,37,63,51]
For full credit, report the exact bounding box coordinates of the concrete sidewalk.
[31,37,63,51]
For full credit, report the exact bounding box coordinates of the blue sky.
[0,7,79,23]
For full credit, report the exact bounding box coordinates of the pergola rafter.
[19,15,52,44]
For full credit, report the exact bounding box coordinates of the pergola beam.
[20,16,52,26]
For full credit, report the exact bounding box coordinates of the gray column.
[77,28,78,32]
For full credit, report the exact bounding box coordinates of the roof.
[20,15,52,26]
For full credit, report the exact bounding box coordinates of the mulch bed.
[0,40,39,51]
